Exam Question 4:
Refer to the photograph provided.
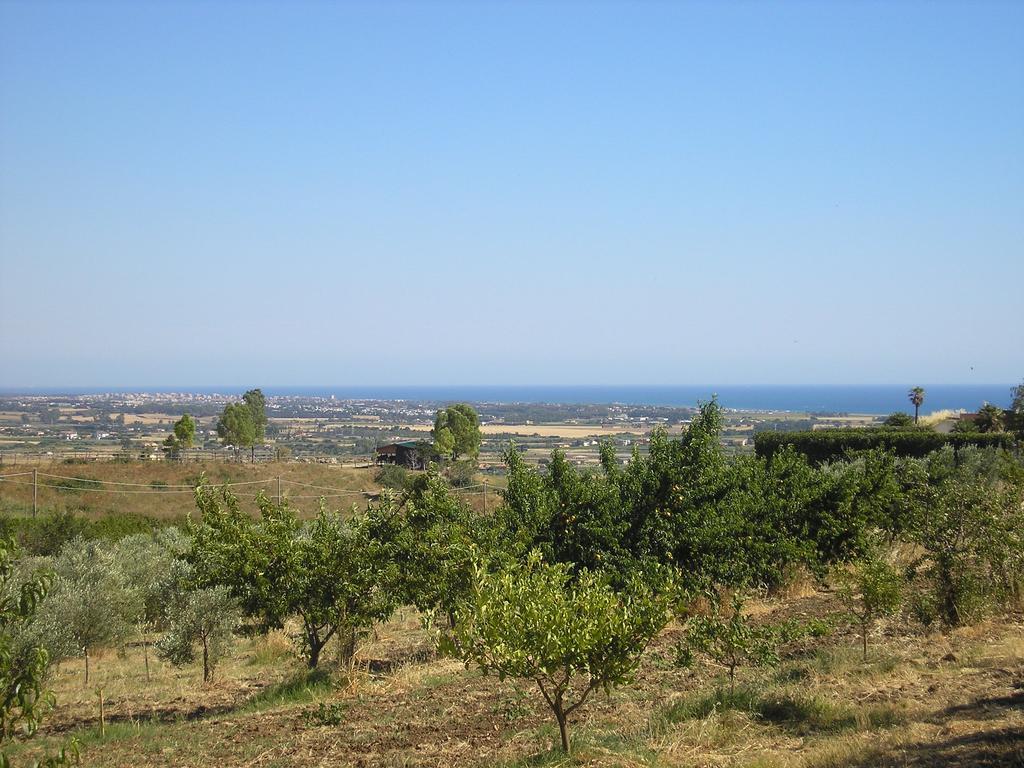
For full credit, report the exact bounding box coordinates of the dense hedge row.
[754,428,1016,464]
[0,508,171,556]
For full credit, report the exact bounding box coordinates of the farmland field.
[348,422,647,438]
[0,461,496,522]
[7,588,1022,767]
[1,403,1021,768]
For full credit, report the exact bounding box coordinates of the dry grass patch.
[5,593,1023,768]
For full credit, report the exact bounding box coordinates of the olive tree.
[157,562,239,683]
[111,529,189,678]
[42,540,142,685]
[111,529,188,627]
[446,553,674,754]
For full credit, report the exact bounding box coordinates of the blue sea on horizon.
[4,384,1015,415]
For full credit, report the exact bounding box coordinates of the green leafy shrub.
[676,589,782,695]
[908,478,1024,625]
[836,549,902,659]
[0,538,52,745]
[301,701,347,727]
[7,511,171,556]
[51,477,101,494]
[17,511,89,557]
[374,464,410,492]
[0,537,80,767]
[883,412,914,428]
[447,460,477,488]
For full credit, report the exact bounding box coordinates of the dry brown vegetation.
[0,462,384,521]
[7,590,1022,768]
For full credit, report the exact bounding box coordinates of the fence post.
[98,687,105,737]
[277,476,282,506]
[32,468,38,518]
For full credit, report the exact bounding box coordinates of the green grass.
[239,668,336,712]
[662,684,906,737]
[778,645,902,683]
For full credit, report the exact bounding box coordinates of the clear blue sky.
[1,0,1021,387]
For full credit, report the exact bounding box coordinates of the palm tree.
[908,387,925,425]
[974,403,1004,433]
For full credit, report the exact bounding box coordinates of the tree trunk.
[862,622,868,661]
[143,637,151,682]
[914,404,920,424]
[307,636,322,669]
[251,445,255,464]
[202,634,210,682]
[339,627,357,674]
[553,699,571,753]
[84,646,90,686]
[306,624,337,669]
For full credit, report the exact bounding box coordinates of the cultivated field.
[346,423,649,439]
[8,589,1022,767]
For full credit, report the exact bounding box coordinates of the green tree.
[188,488,397,669]
[385,473,489,625]
[216,402,256,462]
[42,540,142,685]
[446,552,674,754]
[951,418,977,435]
[836,549,902,660]
[1009,380,1024,435]
[111,529,188,628]
[676,589,781,696]
[156,562,239,683]
[908,387,925,425]
[432,404,481,462]
[172,413,196,456]
[242,389,268,462]
[883,412,914,428]
[433,427,455,462]
[974,403,1004,433]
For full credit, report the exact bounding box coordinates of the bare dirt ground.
[9,591,1023,768]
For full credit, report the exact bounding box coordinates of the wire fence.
[0,449,375,468]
